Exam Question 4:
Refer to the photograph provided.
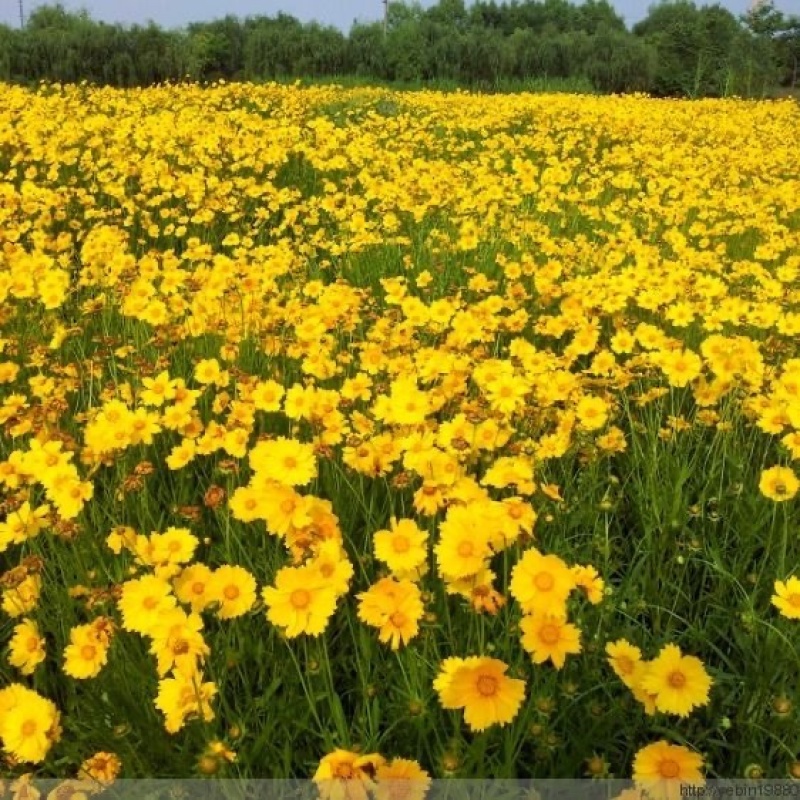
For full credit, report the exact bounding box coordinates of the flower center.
[280,499,297,514]
[393,535,410,553]
[290,589,311,609]
[143,596,158,610]
[173,638,189,655]
[659,759,680,779]
[786,593,800,608]
[81,644,97,661]
[534,571,555,591]
[539,623,560,645]
[457,541,474,558]
[335,764,354,779]
[192,581,205,595]
[668,670,687,689]
[223,585,240,601]
[21,720,37,737]
[284,457,297,470]
[476,675,498,697]
[390,611,407,628]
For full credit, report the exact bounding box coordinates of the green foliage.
[1,0,797,96]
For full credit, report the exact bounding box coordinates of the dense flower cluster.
[0,81,798,781]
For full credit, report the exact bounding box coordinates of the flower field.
[0,81,799,786]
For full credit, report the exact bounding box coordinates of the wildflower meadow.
[0,81,798,788]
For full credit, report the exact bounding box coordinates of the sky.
[0,0,795,32]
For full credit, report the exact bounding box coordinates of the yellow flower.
[510,548,575,615]
[63,624,110,680]
[262,564,337,637]
[117,575,177,635]
[357,577,424,650]
[434,656,525,732]
[435,505,493,581]
[639,644,712,717]
[173,563,215,612]
[149,609,208,677]
[208,565,257,620]
[8,619,46,675]
[0,684,60,764]
[2,574,42,618]
[520,612,582,669]
[572,564,605,604]
[606,639,643,689]
[771,575,800,620]
[373,518,428,577]
[375,759,431,800]
[314,749,385,800]
[575,395,609,431]
[155,672,217,734]
[79,751,122,784]
[759,465,799,501]
[633,740,704,800]
[249,437,317,486]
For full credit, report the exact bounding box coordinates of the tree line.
[0,0,797,97]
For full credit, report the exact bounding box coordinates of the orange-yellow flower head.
[639,643,713,718]
[433,655,526,732]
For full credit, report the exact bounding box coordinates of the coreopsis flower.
[249,437,317,486]
[79,751,122,784]
[572,565,605,604]
[510,548,576,615]
[46,779,97,799]
[262,564,337,637]
[373,518,428,577]
[173,563,215,612]
[771,576,800,620]
[357,577,424,650]
[606,639,644,689]
[208,565,257,620]
[8,619,46,675]
[435,504,493,581]
[140,371,178,407]
[575,395,609,431]
[2,574,42,618]
[250,379,285,412]
[639,644,713,717]
[630,662,659,716]
[165,438,196,470]
[434,656,526,732]
[228,484,267,523]
[155,672,217,734]
[658,348,703,388]
[314,749,385,800]
[147,527,198,567]
[759,465,799,502]
[194,358,223,385]
[148,608,208,677]
[117,575,177,635]
[632,740,704,800]
[308,540,354,597]
[374,759,431,800]
[520,612,582,669]
[63,622,112,680]
[0,684,61,764]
